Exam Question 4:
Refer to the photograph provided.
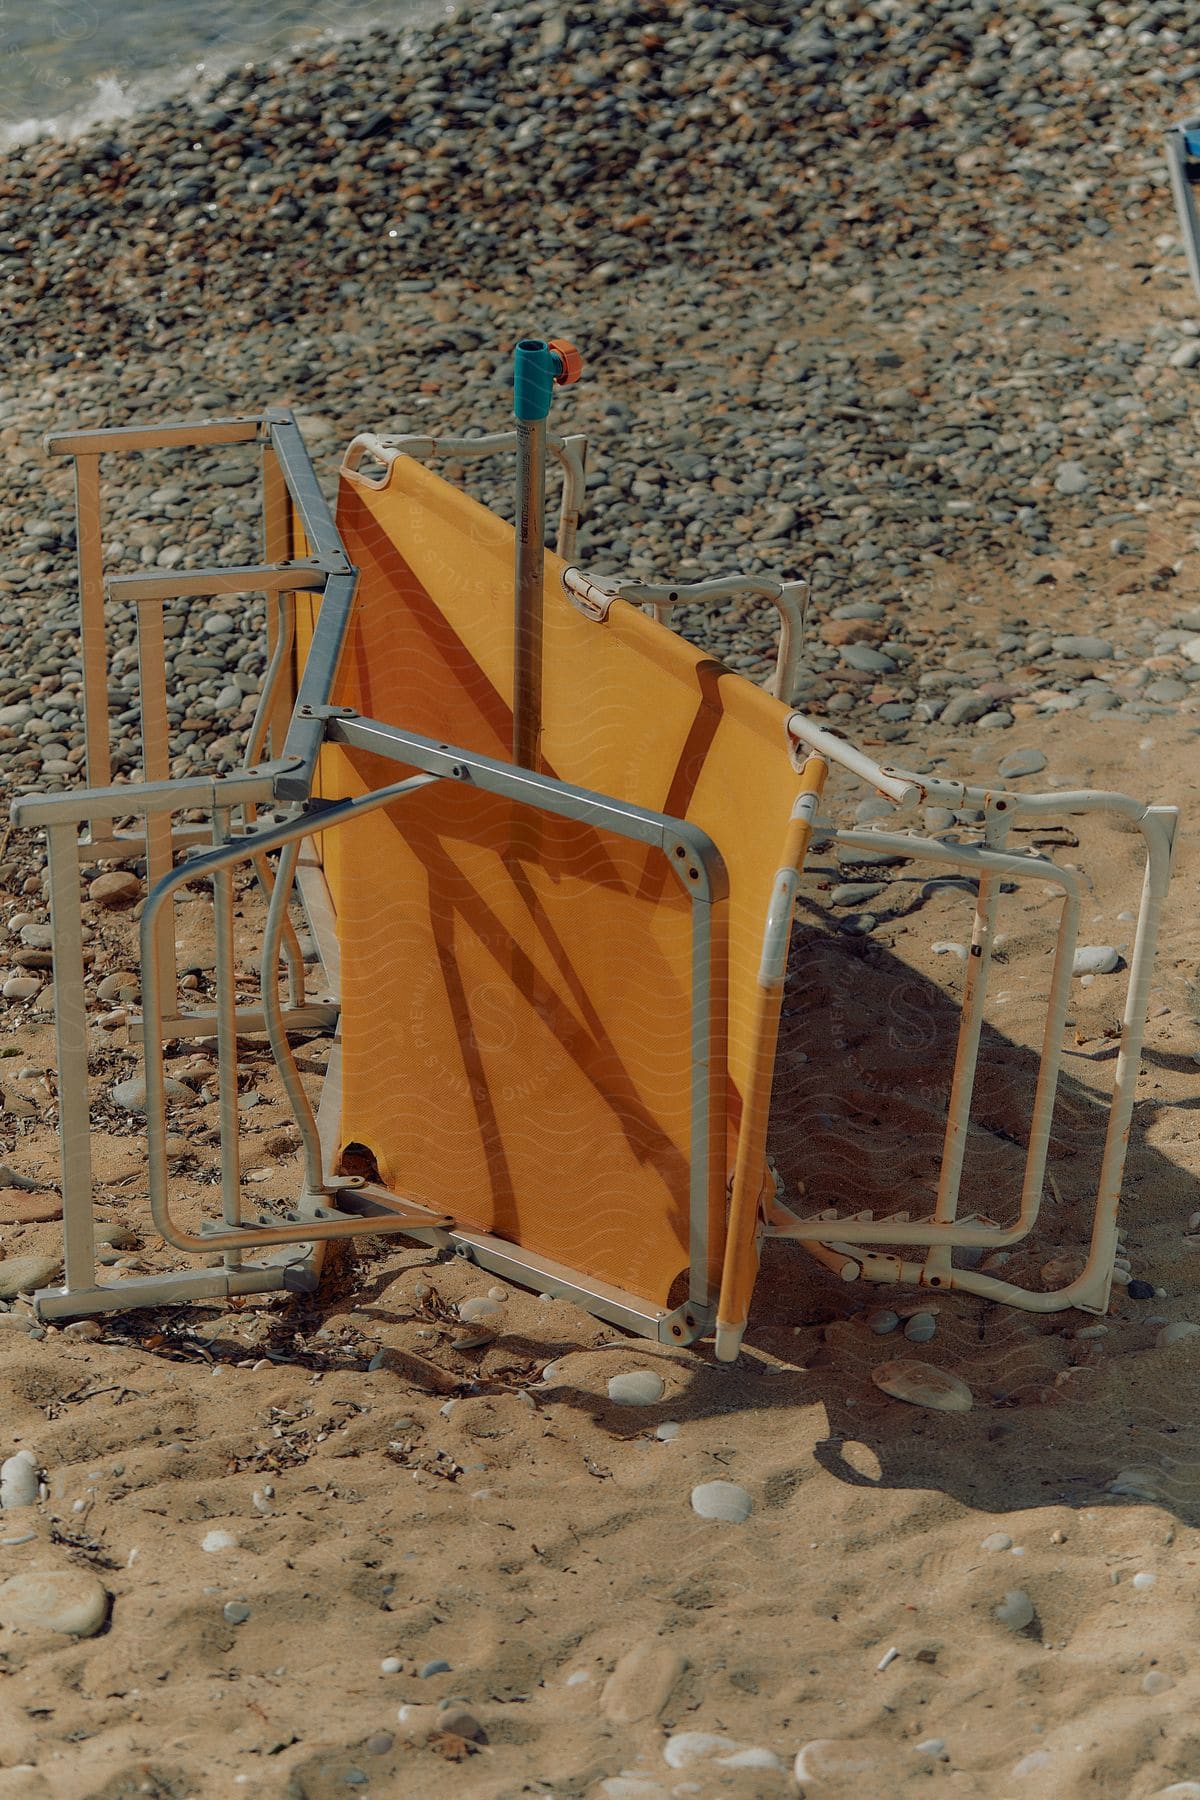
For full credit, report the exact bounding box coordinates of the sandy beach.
[3,1,1200,1795]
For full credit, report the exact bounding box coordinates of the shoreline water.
[0,0,445,150]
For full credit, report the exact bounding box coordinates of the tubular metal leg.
[211,805,243,1267]
[74,455,111,802]
[45,822,96,1296]
[513,415,547,771]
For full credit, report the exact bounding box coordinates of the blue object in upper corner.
[514,338,561,422]
[1185,129,1200,157]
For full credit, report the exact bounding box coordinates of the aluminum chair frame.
[711,714,1177,1357]
[1165,116,1200,301]
[11,388,1177,1348]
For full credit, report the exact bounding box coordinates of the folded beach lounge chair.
[15,339,1175,1358]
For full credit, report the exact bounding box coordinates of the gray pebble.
[0,1257,61,1300]
[998,748,1047,779]
[830,882,886,908]
[940,693,990,727]
[223,1601,251,1624]
[1,977,42,1003]
[1073,946,1119,977]
[1053,461,1088,495]
[110,1074,193,1111]
[840,643,895,674]
[1050,636,1113,660]
[0,1568,109,1637]
[993,1590,1035,1632]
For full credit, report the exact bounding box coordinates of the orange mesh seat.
[293,454,808,1332]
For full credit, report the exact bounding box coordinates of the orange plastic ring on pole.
[548,339,583,386]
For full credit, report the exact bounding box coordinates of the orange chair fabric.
[294,457,804,1307]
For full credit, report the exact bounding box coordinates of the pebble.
[0,0,1190,837]
[940,693,991,728]
[222,1601,251,1625]
[690,1480,753,1523]
[662,1732,780,1772]
[1131,1571,1157,1590]
[839,643,895,674]
[1073,946,1119,977]
[0,1256,61,1299]
[417,1658,452,1678]
[830,882,887,908]
[871,1360,972,1413]
[795,1740,894,1783]
[1051,636,1113,660]
[867,1309,900,1335]
[1155,1322,1200,1348]
[450,1325,496,1350]
[601,1641,688,1724]
[0,1568,108,1636]
[0,1313,39,1336]
[87,871,141,908]
[1143,1671,1175,1695]
[379,1656,402,1674]
[436,1707,485,1743]
[1054,461,1088,495]
[981,1531,1013,1552]
[903,1311,937,1344]
[457,1295,502,1324]
[655,1421,681,1442]
[201,1529,238,1553]
[1108,1469,1164,1500]
[96,972,139,1002]
[993,1590,1035,1632]
[110,1074,193,1111]
[0,1451,38,1509]
[998,748,1047,779]
[607,1370,665,1406]
[1,977,42,1003]
[0,1190,61,1225]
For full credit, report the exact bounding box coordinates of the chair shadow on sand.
[523,885,1200,1528]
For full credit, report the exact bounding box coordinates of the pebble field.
[2,3,1200,1797]
[3,0,1200,801]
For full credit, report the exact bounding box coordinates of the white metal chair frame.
[8,407,1177,1343]
[760,714,1176,1324]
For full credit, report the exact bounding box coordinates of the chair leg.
[715,752,828,1359]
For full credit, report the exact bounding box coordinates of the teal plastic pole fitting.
[514,338,558,422]
[513,336,582,421]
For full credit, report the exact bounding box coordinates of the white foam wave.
[0,2,449,153]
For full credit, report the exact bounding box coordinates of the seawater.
[0,0,439,148]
